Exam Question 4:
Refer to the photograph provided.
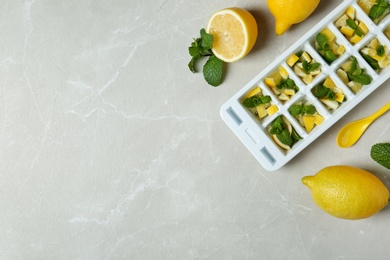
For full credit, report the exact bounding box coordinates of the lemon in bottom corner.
[302,165,389,220]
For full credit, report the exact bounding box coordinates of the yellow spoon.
[336,102,390,148]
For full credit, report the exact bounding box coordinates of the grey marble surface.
[1,0,390,259]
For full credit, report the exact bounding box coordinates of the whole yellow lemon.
[267,0,320,35]
[302,165,389,220]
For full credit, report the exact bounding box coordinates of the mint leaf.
[188,28,226,86]
[302,61,320,73]
[276,129,293,146]
[324,50,336,63]
[346,19,358,30]
[203,55,223,87]
[360,52,380,70]
[369,4,388,19]
[313,84,330,98]
[377,44,385,56]
[289,104,303,116]
[303,104,316,115]
[348,73,372,85]
[200,29,213,50]
[371,143,390,169]
[316,33,328,49]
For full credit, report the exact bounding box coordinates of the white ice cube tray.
[221,0,390,171]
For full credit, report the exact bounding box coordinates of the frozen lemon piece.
[284,89,295,96]
[321,99,339,110]
[278,93,290,101]
[335,14,349,27]
[337,69,349,84]
[361,47,376,56]
[335,93,345,103]
[287,54,300,67]
[303,115,316,133]
[337,45,346,55]
[358,21,368,34]
[346,6,355,19]
[378,58,390,68]
[384,26,390,39]
[341,60,352,71]
[256,104,268,118]
[323,77,336,89]
[246,87,261,98]
[301,52,312,62]
[321,28,335,42]
[265,77,277,88]
[314,114,324,125]
[340,26,355,37]
[303,74,314,84]
[347,81,362,93]
[350,34,362,44]
[266,104,278,115]
[293,65,307,77]
[279,66,289,79]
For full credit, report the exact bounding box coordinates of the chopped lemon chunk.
[347,81,362,93]
[350,34,362,44]
[323,77,336,89]
[337,45,346,55]
[346,6,355,19]
[246,87,261,98]
[303,74,314,84]
[301,52,312,62]
[266,105,278,115]
[256,104,267,118]
[321,28,335,42]
[335,93,345,103]
[314,114,324,125]
[340,26,355,37]
[284,89,295,96]
[279,66,289,79]
[278,93,290,101]
[337,69,349,84]
[287,54,299,67]
[358,21,368,34]
[335,14,349,27]
[303,115,316,133]
[265,77,276,88]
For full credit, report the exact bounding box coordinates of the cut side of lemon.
[206,8,258,63]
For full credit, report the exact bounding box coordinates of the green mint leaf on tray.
[188,28,225,86]
[348,73,372,85]
[316,33,328,49]
[276,129,293,146]
[346,19,358,30]
[302,61,320,73]
[370,143,390,169]
[377,44,385,56]
[324,50,337,63]
[289,104,303,116]
[369,3,389,19]
[313,84,330,98]
[203,55,224,87]
[303,104,316,115]
[360,52,381,70]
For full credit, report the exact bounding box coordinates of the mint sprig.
[347,56,372,85]
[289,104,316,116]
[302,60,321,73]
[242,95,271,108]
[346,19,363,37]
[188,29,225,87]
[369,0,390,20]
[316,33,337,63]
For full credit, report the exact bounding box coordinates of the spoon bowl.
[336,102,390,148]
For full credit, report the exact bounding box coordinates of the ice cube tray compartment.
[220,0,390,171]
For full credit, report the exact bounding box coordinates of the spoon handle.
[370,102,390,120]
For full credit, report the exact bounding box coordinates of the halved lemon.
[206,7,258,63]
